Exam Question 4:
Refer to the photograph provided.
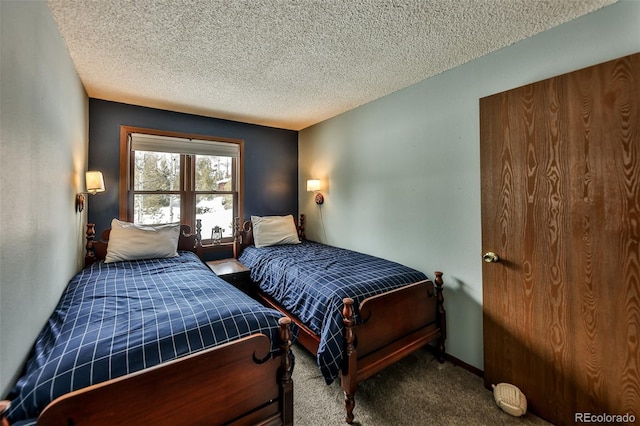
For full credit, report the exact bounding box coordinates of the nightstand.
[207,258,253,295]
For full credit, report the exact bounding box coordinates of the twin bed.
[2,214,445,425]
[235,214,446,424]
[1,221,293,426]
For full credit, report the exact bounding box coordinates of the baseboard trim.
[423,345,484,378]
[445,353,484,378]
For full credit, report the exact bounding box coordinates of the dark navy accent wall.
[88,99,298,233]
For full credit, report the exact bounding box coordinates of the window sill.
[201,241,234,250]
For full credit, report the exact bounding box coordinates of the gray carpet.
[292,344,552,425]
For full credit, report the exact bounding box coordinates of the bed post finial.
[278,317,293,384]
[233,217,242,258]
[298,214,306,241]
[278,317,293,425]
[1,399,11,426]
[195,219,202,242]
[342,298,356,424]
[194,219,203,258]
[434,271,446,363]
[85,223,96,266]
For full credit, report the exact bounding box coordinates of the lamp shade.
[306,179,321,192]
[85,171,105,194]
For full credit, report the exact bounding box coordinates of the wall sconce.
[76,171,105,212]
[307,179,324,205]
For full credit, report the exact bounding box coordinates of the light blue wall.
[299,0,640,371]
[0,1,88,397]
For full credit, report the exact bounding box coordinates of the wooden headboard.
[233,214,305,258]
[84,223,202,267]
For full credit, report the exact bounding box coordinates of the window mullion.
[183,154,196,229]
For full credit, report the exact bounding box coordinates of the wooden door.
[480,53,639,425]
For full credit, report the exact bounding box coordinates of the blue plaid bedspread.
[6,251,289,424]
[239,240,428,383]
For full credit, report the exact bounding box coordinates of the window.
[119,127,243,244]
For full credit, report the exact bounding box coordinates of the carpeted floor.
[292,344,552,425]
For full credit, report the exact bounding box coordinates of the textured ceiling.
[48,0,616,130]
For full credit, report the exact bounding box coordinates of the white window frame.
[119,126,244,243]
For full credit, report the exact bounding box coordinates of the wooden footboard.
[253,274,445,425]
[2,318,293,426]
[342,273,445,423]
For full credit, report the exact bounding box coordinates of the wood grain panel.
[481,53,639,425]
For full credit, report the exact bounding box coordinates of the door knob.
[483,252,500,263]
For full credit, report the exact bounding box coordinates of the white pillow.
[251,215,301,248]
[104,219,181,263]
